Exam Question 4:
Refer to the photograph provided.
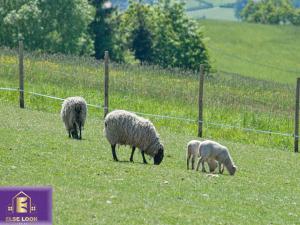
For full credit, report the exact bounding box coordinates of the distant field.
[187,7,237,21]
[200,20,300,84]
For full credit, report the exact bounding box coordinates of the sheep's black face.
[154,147,164,165]
[71,129,79,139]
[229,165,237,176]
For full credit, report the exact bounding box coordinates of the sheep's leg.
[187,154,191,170]
[79,122,82,140]
[72,123,78,139]
[219,163,224,174]
[111,144,118,161]
[68,130,71,138]
[141,151,148,164]
[130,146,136,162]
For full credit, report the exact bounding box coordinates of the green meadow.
[0,102,299,224]
[201,20,300,84]
[0,19,300,224]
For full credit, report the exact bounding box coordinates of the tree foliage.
[117,0,210,71]
[241,0,300,25]
[89,0,122,60]
[0,0,94,54]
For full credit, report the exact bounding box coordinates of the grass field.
[200,20,300,84]
[1,19,300,224]
[0,47,294,151]
[1,102,299,224]
[187,7,237,21]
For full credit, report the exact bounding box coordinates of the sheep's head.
[154,145,164,165]
[71,129,79,139]
[229,165,237,176]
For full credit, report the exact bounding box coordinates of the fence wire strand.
[0,87,295,137]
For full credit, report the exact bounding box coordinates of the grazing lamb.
[187,140,219,172]
[61,96,87,139]
[104,110,164,165]
[196,140,236,175]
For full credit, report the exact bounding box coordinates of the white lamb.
[196,140,236,175]
[186,140,219,172]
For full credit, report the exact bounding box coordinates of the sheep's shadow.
[114,160,148,165]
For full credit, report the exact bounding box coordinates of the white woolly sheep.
[196,140,236,175]
[187,140,219,172]
[61,96,87,139]
[104,110,164,165]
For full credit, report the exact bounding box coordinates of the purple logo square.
[0,187,52,225]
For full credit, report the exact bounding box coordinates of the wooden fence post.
[18,38,24,108]
[294,78,300,153]
[198,64,205,137]
[104,51,109,118]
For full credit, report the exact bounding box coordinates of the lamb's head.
[154,144,164,165]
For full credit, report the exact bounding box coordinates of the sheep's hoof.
[129,158,134,163]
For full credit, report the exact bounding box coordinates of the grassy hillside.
[201,20,300,84]
[0,48,294,151]
[1,102,299,224]
[187,7,236,21]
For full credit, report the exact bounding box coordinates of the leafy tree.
[125,2,153,63]
[241,0,297,25]
[89,0,120,60]
[117,0,210,71]
[235,0,249,19]
[0,0,94,54]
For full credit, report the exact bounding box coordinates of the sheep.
[61,96,87,139]
[104,110,164,165]
[196,140,236,175]
[187,140,219,172]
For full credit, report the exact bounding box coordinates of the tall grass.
[0,47,294,150]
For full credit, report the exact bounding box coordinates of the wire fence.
[0,46,297,150]
[0,86,295,138]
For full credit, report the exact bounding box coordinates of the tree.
[117,0,210,71]
[129,2,153,63]
[0,0,94,54]
[89,0,120,60]
[235,0,249,19]
[241,0,297,25]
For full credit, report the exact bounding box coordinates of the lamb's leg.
[187,153,191,170]
[201,160,206,173]
[196,157,203,171]
[191,156,195,170]
[130,146,136,162]
[68,130,71,138]
[111,144,118,161]
[141,151,148,164]
[196,157,206,172]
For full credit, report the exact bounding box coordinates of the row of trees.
[239,0,300,25]
[0,0,210,71]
